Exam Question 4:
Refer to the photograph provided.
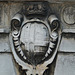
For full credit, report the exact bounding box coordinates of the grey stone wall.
[0,0,75,75]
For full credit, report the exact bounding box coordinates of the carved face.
[10,2,61,75]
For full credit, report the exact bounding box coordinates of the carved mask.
[9,1,61,75]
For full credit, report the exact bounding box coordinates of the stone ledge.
[0,28,10,33]
[59,33,75,52]
[0,34,11,52]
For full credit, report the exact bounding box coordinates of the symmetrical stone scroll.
[9,1,61,75]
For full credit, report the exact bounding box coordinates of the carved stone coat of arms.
[9,1,61,75]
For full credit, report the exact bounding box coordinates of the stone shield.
[9,13,61,75]
[9,2,61,74]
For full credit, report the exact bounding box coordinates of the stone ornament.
[9,1,61,75]
[63,6,75,25]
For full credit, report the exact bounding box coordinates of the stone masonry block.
[54,53,75,75]
[59,33,75,52]
[0,34,11,52]
[0,53,17,75]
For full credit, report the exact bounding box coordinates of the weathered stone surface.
[54,53,75,75]
[55,0,75,1]
[0,53,17,75]
[3,0,75,2]
[62,29,75,33]
[5,1,75,34]
[59,33,75,52]
[0,1,74,75]
[10,3,23,19]
[63,6,75,25]
[0,28,10,33]
[0,34,11,52]
[61,3,75,33]
[0,3,9,27]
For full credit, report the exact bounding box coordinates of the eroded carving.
[9,1,61,75]
[63,6,75,25]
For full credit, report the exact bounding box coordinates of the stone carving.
[9,1,61,75]
[63,6,75,25]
